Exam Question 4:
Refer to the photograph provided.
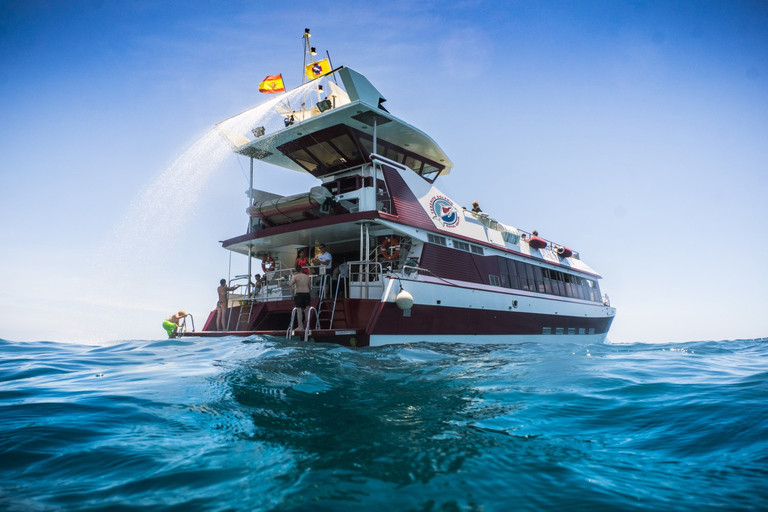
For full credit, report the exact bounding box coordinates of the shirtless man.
[216,279,240,331]
[288,264,312,330]
[163,310,186,338]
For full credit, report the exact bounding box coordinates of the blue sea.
[1,337,766,511]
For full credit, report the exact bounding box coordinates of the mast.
[302,28,316,85]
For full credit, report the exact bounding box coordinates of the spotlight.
[311,47,317,56]
[316,99,332,112]
[252,126,265,137]
[304,28,310,36]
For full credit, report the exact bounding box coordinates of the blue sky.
[1,0,767,343]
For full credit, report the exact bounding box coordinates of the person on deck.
[311,244,332,297]
[216,279,240,331]
[295,249,310,275]
[288,264,312,330]
[250,274,263,296]
[311,244,332,273]
[471,201,482,213]
[163,310,187,338]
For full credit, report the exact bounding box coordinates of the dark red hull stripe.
[371,303,613,336]
[204,300,613,338]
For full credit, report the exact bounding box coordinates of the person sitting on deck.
[163,310,187,338]
[471,201,482,213]
[250,274,263,296]
[216,279,240,331]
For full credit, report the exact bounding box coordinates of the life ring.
[262,255,276,273]
[380,237,401,261]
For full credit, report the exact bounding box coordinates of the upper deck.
[217,67,454,181]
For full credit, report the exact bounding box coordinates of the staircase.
[235,302,255,330]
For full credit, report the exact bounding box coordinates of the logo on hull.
[429,196,460,228]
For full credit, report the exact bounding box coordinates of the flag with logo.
[258,74,285,93]
[304,58,332,80]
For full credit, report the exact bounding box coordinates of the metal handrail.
[304,307,320,341]
[178,314,195,335]
[286,307,303,338]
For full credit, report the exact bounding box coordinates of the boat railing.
[347,261,385,299]
[177,314,195,335]
[518,230,580,260]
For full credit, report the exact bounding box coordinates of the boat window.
[353,129,444,181]
[470,244,484,255]
[404,155,422,173]
[330,135,361,161]
[500,269,510,288]
[453,240,470,251]
[288,148,320,172]
[507,259,519,288]
[525,265,536,292]
[532,266,545,293]
[388,148,405,164]
[489,275,500,286]
[306,141,346,168]
[496,256,600,302]
[359,137,374,156]
[515,261,530,291]
[428,233,447,246]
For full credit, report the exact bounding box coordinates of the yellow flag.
[258,74,285,93]
[305,59,332,80]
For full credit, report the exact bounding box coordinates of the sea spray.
[71,81,322,343]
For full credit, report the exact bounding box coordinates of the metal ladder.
[285,306,320,340]
[236,301,255,330]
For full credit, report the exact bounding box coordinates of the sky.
[1,0,767,344]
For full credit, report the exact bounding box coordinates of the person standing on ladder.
[289,264,312,330]
[216,279,240,331]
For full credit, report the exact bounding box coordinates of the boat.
[182,32,617,346]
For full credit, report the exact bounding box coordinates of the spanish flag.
[304,58,332,80]
[258,74,285,93]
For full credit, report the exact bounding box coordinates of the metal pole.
[247,157,254,295]
[365,224,370,299]
[372,120,377,212]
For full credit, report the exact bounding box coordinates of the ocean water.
[1,337,766,511]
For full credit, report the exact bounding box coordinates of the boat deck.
[180,328,366,346]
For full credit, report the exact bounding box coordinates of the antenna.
[302,28,313,85]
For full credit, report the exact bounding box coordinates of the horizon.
[1,1,767,344]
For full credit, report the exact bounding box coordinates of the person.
[311,244,332,296]
[288,264,312,330]
[250,274,263,296]
[471,201,482,213]
[532,230,539,237]
[333,261,350,298]
[216,279,240,331]
[295,249,310,275]
[163,310,187,338]
[310,244,332,273]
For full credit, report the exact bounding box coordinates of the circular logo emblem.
[311,63,322,76]
[429,196,460,228]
